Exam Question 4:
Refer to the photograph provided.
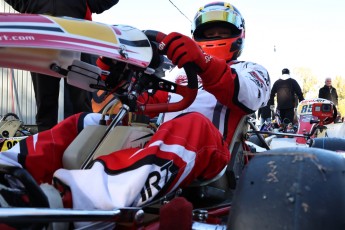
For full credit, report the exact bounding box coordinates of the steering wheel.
[138,30,198,114]
[0,166,49,207]
[0,166,49,228]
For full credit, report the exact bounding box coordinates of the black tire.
[309,137,345,151]
[227,147,345,230]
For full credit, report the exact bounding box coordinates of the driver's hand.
[159,32,212,73]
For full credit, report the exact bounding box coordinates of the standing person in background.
[319,77,338,105]
[269,68,304,126]
[4,0,120,131]
[319,77,340,122]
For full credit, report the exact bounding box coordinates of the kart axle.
[0,207,143,223]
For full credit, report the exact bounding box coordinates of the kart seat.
[62,125,154,169]
[181,115,250,207]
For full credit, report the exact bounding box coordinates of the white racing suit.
[0,59,270,214]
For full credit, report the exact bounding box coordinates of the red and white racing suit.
[0,59,270,212]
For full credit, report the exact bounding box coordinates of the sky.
[93,0,345,84]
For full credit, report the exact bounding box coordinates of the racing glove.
[159,32,212,73]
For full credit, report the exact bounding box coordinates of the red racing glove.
[159,32,212,73]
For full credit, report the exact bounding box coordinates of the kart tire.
[309,137,345,151]
[227,147,345,230]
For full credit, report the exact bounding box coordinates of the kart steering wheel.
[0,166,49,228]
[0,166,49,207]
[140,30,198,114]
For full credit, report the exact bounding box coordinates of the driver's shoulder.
[230,60,268,73]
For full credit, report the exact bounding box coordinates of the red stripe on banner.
[0,13,53,23]
[112,26,122,35]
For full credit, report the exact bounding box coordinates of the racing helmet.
[191,2,245,61]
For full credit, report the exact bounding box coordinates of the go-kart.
[247,98,345,151]
[0,112,33,152]
[0,13,345,230]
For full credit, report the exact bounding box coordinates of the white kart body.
[0,13,153,78]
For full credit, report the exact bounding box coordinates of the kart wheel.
[309,137,345,151]
[227,147,345,230]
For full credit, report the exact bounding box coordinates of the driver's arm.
[200,60,271,114]
[160,32,271,114]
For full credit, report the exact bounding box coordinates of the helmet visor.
[192,9,244,33]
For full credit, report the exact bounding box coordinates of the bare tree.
[293,67,318,98]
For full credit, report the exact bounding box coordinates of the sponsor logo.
[159,42,166,51]
[175,74,203,88]
[175,74,188,85]
[140,160,174,202]
[0,34,35,41]
[204,55,212,63]
[248,71,265,88]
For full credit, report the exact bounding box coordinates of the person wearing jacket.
[318,77,338,106]
[269,68,304,125]
[319,77,341,122]
[0,2,270,228]
[4,0,120,131]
